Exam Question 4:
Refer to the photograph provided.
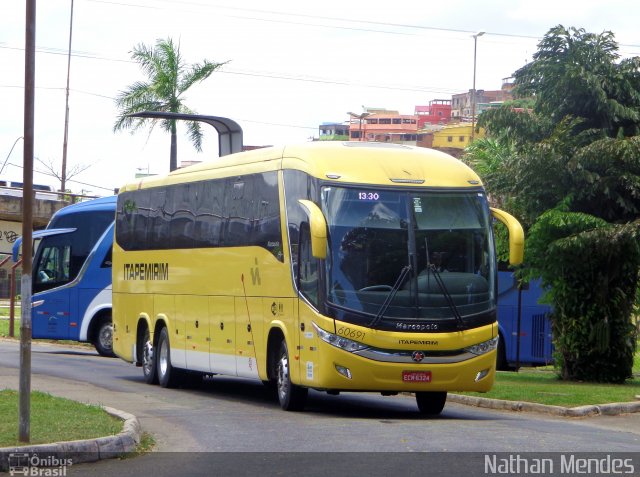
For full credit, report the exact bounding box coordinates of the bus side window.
[298,222,319,306]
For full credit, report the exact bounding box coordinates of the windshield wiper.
[424,237,465,330]
[369,265,412,327]
[426,264,465,330]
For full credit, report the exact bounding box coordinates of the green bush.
[526,209,640,383]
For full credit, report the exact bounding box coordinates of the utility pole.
[61,0,74,192]
[471,31,485,143]
[20,0,36,443]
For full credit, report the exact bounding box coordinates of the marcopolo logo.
[8,453,72,476]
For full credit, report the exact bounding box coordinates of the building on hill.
[451,78,514,121]
[425,123,485,153]
[415,100,452,129]
[347,108,422,144]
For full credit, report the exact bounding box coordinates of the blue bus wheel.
[94,315,115,357]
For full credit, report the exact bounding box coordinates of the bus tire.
[157,327,179,388]
[94,315,115,357]
[276,340,308,411]
[141,326,158,385]
[415,391,447,415]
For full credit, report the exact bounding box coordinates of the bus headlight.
[312,322,368,352]
[464,336,499,356]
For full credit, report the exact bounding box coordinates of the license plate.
[402,371,432,382]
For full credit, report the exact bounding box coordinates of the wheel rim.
[159,338,169,376]
[142,335,153,376]
[99,324,113,351]
[277,353,290,402]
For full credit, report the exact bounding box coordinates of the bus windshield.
[33,209,114,293]
[321,186,495,328]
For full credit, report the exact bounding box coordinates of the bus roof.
[47,195,116,226]
[119,142,483,191]
[52,195,116,217]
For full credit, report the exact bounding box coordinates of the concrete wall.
[0,195,67,228]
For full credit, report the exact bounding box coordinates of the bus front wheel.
[94,315,115,357]
[276,340,308,411]
[416,391,447,416]
[157,327,179,388]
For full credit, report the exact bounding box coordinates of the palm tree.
[114,37,227,171]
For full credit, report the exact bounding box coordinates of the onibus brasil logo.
[8,453,72,476]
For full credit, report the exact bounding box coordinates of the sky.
[1,0,640,196]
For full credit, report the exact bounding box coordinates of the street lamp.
[1,136,23,175]
[470,31,485,143]
[347,111,370,141]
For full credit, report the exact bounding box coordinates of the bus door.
[74,223,114,342]
[296,300,321,387]
[13,228,76,340]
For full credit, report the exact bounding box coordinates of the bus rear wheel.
[415,391,447,416]
[141,326,158,385]
[94,315,115,357]
[157,327,180,388]
[276,340,308,411]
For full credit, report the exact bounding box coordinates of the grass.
[463,368,640,407]
[462,342,640,407]
[122,432,156,458]
[0,389,122,447]
[0,301,21,338]
[0,316,20,338]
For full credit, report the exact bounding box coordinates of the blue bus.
[13,196,116,356]
[496,270,553,370]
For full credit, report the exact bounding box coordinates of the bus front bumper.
[299,341,497,393]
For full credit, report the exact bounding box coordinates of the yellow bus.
[112,141,523,415]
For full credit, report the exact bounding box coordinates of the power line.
[221,70,460,95]
[0,66,462,98]
[84,0,640,48]
[5,161,114,192]
[0,41,465,96]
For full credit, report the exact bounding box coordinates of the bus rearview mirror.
[298,199,327,259]
[490,207,524,266]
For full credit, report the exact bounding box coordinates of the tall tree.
[513,25,640,137]
[468,25,640,383]
[114,38,227,172]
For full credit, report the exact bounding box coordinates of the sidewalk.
[0,362,203,452]
[0,366,141,472]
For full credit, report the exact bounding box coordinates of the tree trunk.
[170,121,178,172]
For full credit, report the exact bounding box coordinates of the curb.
[0,406,141,472]
[448,393,640,417]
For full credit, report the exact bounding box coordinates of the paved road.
[1,339,639,475]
